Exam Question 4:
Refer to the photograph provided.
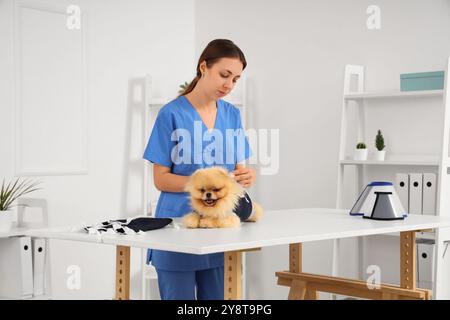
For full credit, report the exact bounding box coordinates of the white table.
[24,208,450,300]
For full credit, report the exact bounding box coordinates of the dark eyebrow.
[224,69,241,78]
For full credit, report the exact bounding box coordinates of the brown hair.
[178,39,247,97]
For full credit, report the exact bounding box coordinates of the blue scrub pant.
[156,267,224,300]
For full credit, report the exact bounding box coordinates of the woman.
[143,39,256,300]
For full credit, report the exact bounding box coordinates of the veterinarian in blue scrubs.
[143,39,256,300]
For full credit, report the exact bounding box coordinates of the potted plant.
[0,178,42,232]
[178,81,190,94]
[354,142,368,161]
[375,130,386,161]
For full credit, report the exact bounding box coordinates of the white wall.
[1,0,450,300]
[0,0,195,299]
[195,0,450,299]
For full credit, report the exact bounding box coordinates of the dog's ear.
[184,169,201,192]
[214,166,230,177]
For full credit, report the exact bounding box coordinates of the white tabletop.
[23,208,450,254]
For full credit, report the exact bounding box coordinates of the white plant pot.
[0,210,13,232]
[354,149,368,161]
[375,150,386,161]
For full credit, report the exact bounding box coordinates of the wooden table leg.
[400,231,416,291]
[224,251,242,300]
[288,280,306,299]
[288,243,311,300]
[290,243,302,273]
[115,245,130,300]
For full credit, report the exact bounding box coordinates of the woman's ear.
[199,61,207,77]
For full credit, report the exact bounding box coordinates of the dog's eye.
[213,188,222,192]
[200,188,205,193]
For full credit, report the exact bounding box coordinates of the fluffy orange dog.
[183,166,263,228]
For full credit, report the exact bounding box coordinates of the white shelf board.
[1,294,53,300]
[0,227,30,238]
[148,98,168,105]
[344,90,443,100]
[340,158,440,166]
[381,231,435,240]
[27,294,52,300]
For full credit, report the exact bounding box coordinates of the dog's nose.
[206,192,211,198]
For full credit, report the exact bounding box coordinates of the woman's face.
[200,57,243,100]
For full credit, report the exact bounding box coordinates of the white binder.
[32,238,47,296]
[417,241,435,290]
[422,173,437,215]
[0,236,33,299]
[395,173,409,213]
[409,173,423,215]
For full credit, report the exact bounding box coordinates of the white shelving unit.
[141,74,249,300]
[340,159,440,166]
[344,90,443,100]
[335,58,450,299]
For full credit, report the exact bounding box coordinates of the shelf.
[340,158,440,166]
[344,90,443,100]
[382,230,436,241]
[27,294,52,300]
[148,98,167,105]
[0,227,30,239]
[337,62,450,290]
[0,294,51,300]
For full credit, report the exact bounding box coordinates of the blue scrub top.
[143,95,252,271]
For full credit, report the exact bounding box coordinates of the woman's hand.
[232,165,256,188]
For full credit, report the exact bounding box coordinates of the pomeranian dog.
[183,166,263,228]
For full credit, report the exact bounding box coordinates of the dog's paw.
[199,217,216,228]
[183,212,200,228]
[218,215,241,228]
[246,202,263,222]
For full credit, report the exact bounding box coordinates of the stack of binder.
[394,173,437,290]
[395,173,437,215]
[0,238,48,299]
[0,198,49,299]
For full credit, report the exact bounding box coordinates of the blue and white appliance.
[350,182,407,220]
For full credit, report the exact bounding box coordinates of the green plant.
[356,142,366,149]
[178,81,190,94]
[375,130,385,151]
[0,178,42,211]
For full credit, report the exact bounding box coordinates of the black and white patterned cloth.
[83,217,173,235]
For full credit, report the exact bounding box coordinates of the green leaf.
[0,177,42,212]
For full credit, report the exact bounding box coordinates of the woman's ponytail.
[178,75,199,97]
